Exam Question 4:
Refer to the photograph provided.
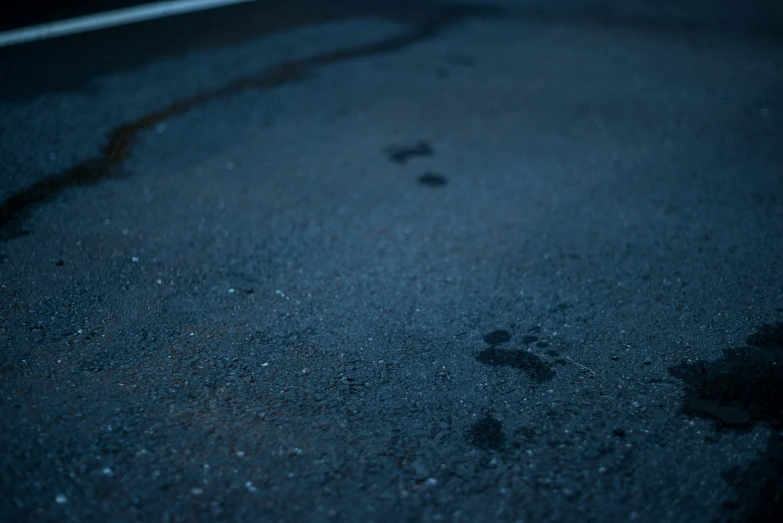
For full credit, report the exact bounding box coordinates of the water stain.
[417,173,447,187]
[386,141,434,164]
[476,347,555,383]
[747,322,783,350]
[483,329,511,345]
[0,2,501,241]
[669,322,783,521]
[721,433,783,521]
[668,322,783,428]
[469,414,505,450]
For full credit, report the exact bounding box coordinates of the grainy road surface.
[1,1,782,521]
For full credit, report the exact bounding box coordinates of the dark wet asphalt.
[1,1,782,521]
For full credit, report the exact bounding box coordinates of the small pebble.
[55,494,67,504]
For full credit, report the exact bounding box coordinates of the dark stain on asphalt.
[721,431,783,521]
[476,347,555,383]
[417,173,448,187]
[0,2,501,242]
[522,335,538,344]
[669,321,783,521]
[483,329,511,345]
[386,141,434,164]
[746,322,783,351]
[469,414,505,450]
[668,322,783,428]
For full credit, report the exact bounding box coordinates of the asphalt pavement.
[1,1,782,521]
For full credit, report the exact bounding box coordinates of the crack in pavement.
[0,1,502,242]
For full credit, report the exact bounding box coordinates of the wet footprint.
[476,348,555,383]
[385,141,433,164]
[483,329,511,345]
[417,173,447,187]
[477,329,555,383]
[468,414,505,450]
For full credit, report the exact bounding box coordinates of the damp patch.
[385,141,434,164]
[668,322,783,428]
[417,173,447,187]
[476,347,555,383]
[468,414,505,450]
[669,322,783,521]
[483,329,511,345]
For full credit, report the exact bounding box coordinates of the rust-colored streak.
[102,62,304,164]
[0,62,304,241]
[0,4,500,241]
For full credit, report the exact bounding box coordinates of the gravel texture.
[1,1,782,521]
